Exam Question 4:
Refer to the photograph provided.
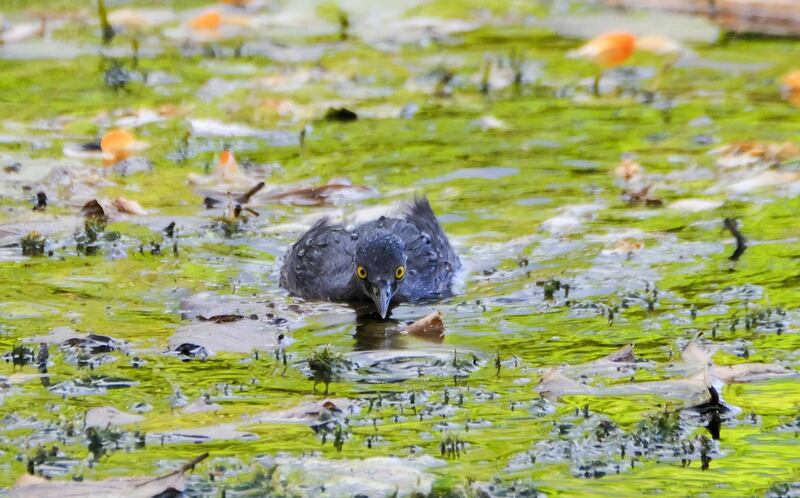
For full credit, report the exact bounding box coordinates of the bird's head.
[354,229,406,319]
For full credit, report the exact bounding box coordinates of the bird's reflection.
[688,386,728,441]
[352,304,409,350]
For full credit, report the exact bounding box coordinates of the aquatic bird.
[100,129,147,166]
[188,9,252,34]
[215,149,250,184]
[280,197,460,318]
[189,10,223,30]
[568,32,636,96]
[781,70,800,107]
[569,33,685,95]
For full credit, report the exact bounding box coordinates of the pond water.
[1,1,799,496]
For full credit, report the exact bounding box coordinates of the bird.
[781,70,800,107]
[569,32,686,95]
[280,197,460,319]
[100,129,147,166]
[568,32,636,96]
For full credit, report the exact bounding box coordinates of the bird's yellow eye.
[356,265,368,279]
[395,266,405,280]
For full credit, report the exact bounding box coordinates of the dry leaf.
[81,199,109,220]
[266,181,374,206]
[680,341,793,382]
[0,21,45,44]
[85,406,144,428]
[614,158,641,181]
[604,239,644,254]
[113,196,147,215]
[187,150,260,188]
[725,170,800,194]
[182,396,222,414]
[9,453,207,498]
[710,363,792,383]
[250,398,353,425]
[711,141,800,169]
[680,340,713,371]
[149,423,254,442]
[403,311,445,342]
[622,185,663,206]
[667,198,723,212]
[601,371,711,405]
[536,369,589,400]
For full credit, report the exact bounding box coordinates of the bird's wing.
[395,197,460,301]
[279,218,359,301]
[403,196,460,270]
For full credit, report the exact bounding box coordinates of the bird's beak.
[370,282,393,319]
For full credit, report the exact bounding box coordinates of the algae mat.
[0,0,799,496]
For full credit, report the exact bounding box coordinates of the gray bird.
[280,197,460,318]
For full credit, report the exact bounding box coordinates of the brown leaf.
[198,314,245,323]
[81,199,108,220]
[622,185,663,207]
[85,406,144,428]
[266,183,373,206]
[614,158,641,181]
[710,363,792,383]
[602,343,636,363]
[403,311,445,342]
[712,141,800,168]
[535,368,589,400]
[112,196,147,215]
[604,239,644,255]
[10,453,208,498]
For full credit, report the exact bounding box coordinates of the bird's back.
[279,218,359,301]
[280,197,459,303]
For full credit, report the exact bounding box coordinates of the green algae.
[1,0,800,496]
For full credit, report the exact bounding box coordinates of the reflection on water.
[353,312,407,350]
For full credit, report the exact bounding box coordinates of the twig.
[177,452,209,473]
[134,452,209,489]
[236,181,265,204]
[723,218,747,261]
